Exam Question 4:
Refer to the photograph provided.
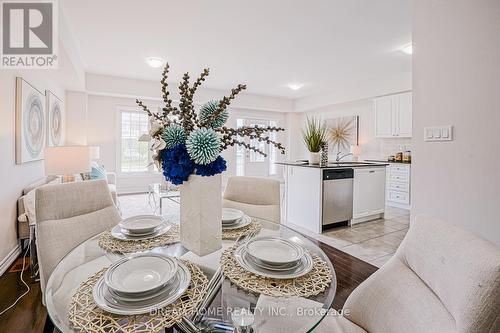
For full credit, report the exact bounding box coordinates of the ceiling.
[61,0,411,99]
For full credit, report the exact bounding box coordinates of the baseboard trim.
[0,243,22,277]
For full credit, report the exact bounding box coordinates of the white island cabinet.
[283,163,387,234]
[352,168,386,224]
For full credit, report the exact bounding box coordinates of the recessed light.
[146,57,165,68]
[401,43,413,55]
[287,83,304,91]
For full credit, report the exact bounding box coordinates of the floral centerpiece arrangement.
[136,64,285,255]
[136,63,285,185]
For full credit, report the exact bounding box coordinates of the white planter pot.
[179,174,222,256]
[309,152,320,165]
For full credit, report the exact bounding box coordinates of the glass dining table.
[45,218,337,332]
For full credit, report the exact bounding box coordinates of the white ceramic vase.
[309,152,320,165]
[179,174,222,256]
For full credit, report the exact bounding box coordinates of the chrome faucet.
[336,152,353,162]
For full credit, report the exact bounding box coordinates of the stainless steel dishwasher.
[322,168,354,226]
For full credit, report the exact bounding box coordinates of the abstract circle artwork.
[50,100,62,146]
[23,92,45,158]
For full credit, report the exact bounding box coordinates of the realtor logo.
[1,0,58,68]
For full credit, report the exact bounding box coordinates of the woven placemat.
[68,260,208,333]
[98,224,180,254]
[222,220,262,240]
[220,246,332,298]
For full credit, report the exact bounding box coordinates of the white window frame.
[115,106,158,175]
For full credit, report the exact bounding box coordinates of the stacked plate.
[222,208,251,230]
[234,237,314,279]
[111,215,171,241]
[93,253,191,315]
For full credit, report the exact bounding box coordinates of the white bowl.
[119,215,165,234]
[222,208,244,222]
[105,254,178,295]
[245,237,304,265]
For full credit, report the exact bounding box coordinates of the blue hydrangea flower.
[195,156,227,177]
[160,144,194,185]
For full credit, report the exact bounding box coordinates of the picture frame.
[15,77,46,164]
[46,90,64,147]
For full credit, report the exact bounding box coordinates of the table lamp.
[44,146,92,182]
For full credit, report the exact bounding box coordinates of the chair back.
[35,180,121,298]
[223,176,281,223]
[396,215,500,333]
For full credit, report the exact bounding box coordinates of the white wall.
[412,0,500,244]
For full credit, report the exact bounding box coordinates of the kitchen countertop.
[276,161,389,169]
[365,159,411,165]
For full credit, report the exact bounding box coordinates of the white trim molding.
[0,243,21,277]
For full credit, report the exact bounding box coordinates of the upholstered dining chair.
[254,215,500,333]
[35,180,121,301]
[223,176,281,223]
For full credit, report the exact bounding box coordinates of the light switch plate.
[424,126,453,142]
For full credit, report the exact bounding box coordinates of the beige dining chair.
[255,215,500,333]
[223,176,281,223]
[35,180,121,301]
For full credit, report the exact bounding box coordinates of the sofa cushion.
[344,257,456,333]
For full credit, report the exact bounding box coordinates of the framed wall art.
[15,77,46,164]
[324,115,359,154]
[46,90,64,147]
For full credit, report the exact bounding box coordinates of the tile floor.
[119,193,410,268]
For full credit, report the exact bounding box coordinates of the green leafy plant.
[302,117,326,153]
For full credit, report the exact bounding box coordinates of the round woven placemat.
[222,220,262,240]
[221,246,332,298]
[98,224,180,254]
[68,260,208,333]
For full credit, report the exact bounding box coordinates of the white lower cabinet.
[386,164,411,208]
[352,167,386,224]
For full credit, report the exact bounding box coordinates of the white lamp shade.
[350,145,362,156]
[44,146,92,175]
[90,146,100,160]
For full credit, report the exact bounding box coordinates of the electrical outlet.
[424,126,453,142]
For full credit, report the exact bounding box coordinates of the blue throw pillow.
[90,163,107,180]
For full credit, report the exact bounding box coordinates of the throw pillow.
[90,162,107,180]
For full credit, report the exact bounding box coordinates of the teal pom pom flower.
[162,124,186,149]
[199,100,228,128]
[186,127,221,165]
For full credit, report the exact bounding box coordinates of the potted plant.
[136,64,285,255]
[302,117,326,165]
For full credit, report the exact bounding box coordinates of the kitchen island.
[278,161,388,234]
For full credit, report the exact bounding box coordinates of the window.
[120,110,150,172]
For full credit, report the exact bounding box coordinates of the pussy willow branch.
[161,63,175,118]
[217,126,286,155]
[221,139,267,157]
[136,99,162,121]
[201,84,247,127]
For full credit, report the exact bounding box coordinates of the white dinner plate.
[222,208,244,223]
[119,215,165,234]
[110,223,171,241]
[245,237,305,265]
[93,260,191,315]
[234,245,314,279]
[222,215,252,230]
[104,254,178,295]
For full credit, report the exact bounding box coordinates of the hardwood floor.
[0,241,377,332]
[0,258,47,333]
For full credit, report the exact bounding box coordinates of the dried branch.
[136,99,162,121]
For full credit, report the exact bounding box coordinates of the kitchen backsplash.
[380,138,412,158]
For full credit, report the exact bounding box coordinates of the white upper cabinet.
[374,92,412,138]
